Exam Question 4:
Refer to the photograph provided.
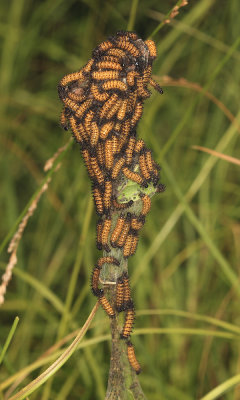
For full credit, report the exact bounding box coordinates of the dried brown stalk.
[0,139,69,306]
[0,179,51,305]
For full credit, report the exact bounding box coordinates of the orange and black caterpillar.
[115,271,133,313]
[58,31,166,374]
[120,306,135,339]
[115,276,124,312]
[127,341,141,375]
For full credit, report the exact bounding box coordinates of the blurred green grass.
[0,0,240,399]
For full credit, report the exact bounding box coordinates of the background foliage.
[0,0,240,399]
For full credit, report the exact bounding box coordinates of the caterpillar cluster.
[58,31,165,375]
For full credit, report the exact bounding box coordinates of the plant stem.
[105,285,147,400]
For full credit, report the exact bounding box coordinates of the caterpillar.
[112,197,134,210]
[125,136,136,166]
[104,138,115,171]
[60,108,69,131]
[92,70,120,81]
[118,119,131,148]
[91,265,103,297]
[92,186,104,215]
[110,214,126,247]
[68,90,86,102]
[84,110,95,136]
[131,214,145,231]
[96,142,105,167]
[129,233,139,257]
[106,47,127,58]
[90,155,105,187]
[91,84,110,102]
[115,214,131,248]
[103,179,113,213]
[96,219,103,250]
[101,216,112,252]
[75,99,93,119]
[122,272,132,309]
[116,99,129,121]
[130,101,143,127]
[100,121,114,140]
[95,60,123,71]
[126,70,138,87]
[94,39,114,54]
[97,256,120,268]
[59,70,85,88]
[139,152,151,182]
[103,97,123,120]
[145,149,157,175]
[144,39,157,58]
[99,294,115,318]
[111,135,119,155]
[61,97,80,115]
[81,148,95,178]
[90,121,100,148]
[149,77,164,94]
[140,193,151,216]
[136,78,151,99]
[123,231,135,258]
[115,38,140,57]
[127,341,141,375]
[99,93,119,119]
[69,117,87,144]
[120,306,135,339]
[123,231,139,258]
[122,167,147,187]
[111,156,126,180]
[134,139,145,154]
[115,276,124,312]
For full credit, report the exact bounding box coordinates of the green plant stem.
[200,374,240,400]
[0,317,19,365]
[105,304,127,400]
[127,0,139,31]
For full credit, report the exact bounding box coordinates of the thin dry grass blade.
[192,145,240,166]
